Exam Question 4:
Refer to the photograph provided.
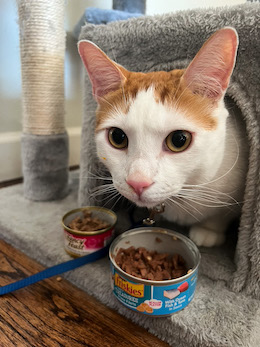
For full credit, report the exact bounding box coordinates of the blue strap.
[0,245,109,296]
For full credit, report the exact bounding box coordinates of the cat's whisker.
[183,185,232,197]
[164,181,239,212]
[82,171,113,181]
[91,183,116,195]
[174,194,204,216]
[182,185,241,205]
[102,191,122,209]
[91,182,114,190]
[89,187,116,199]
[110,193,124,211]
[181,188,234,203]
[167,197,200,222]
[91,187,117,202]
[177,193,238,208]
[180,186,241,206]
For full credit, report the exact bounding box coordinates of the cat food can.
[109,227,200,316]
[62,207,117,257]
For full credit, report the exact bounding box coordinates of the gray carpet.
[0,171,259,347]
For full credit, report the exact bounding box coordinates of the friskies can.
[109,227,200,316]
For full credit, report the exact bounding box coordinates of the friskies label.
[114,273,144,298]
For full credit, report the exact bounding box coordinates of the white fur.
[95,88,248,246]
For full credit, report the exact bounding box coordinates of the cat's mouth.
[132,194,165,209]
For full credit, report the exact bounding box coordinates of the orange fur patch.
[96,69,217,131]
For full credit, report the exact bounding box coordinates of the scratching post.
[17,0,69,201]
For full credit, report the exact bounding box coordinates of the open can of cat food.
[62,207,117,257]
[109,227,200,316]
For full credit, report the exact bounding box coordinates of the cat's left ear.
[182,27,238,101]
[78,40,127,102]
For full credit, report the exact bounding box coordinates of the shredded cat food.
[115,246,187,281]
[68,210,110,231]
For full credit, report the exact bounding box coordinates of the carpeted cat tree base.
[0,173,259,346]
[21,133,69,200]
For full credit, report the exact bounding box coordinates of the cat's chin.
[133,198,164,210]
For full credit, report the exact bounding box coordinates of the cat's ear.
[182,27,238,101]
[78,40,126,101]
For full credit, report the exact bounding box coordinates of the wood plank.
[0,239,169,346]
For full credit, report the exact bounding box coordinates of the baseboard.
[0,128,81,181]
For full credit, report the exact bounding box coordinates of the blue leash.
[0,245,109,296]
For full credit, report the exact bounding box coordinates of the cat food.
[68,210,110,232]
[62,207,117,257]
[109,227,200,316]
[115,246,187,281]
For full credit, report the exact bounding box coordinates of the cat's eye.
[108,127,128,149]
[165,130,192,152]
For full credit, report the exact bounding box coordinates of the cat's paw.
[189,225,225,247]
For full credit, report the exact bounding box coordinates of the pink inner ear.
[182,28,238,100]
[78,41,125,100]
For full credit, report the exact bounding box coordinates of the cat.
[78,27,248,247]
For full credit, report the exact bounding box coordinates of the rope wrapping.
[17,0,66,135]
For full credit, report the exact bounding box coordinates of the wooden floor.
[0,180,169,347]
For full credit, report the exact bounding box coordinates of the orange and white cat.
[78,28,248,247]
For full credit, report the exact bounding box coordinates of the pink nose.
[126,174,153,196]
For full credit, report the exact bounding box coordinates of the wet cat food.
[62,207,117,257]
[115,246,187,281]
[109,227,200,316]
[68,210,110,231]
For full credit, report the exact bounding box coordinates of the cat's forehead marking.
[96,70,217,130]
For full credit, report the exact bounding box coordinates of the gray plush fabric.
[22,133,69,201]
[0,172,259,346]
[78,4,260,304]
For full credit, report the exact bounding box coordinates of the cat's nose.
[126,173,153,196]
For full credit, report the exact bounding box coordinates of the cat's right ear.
[181,27,238,101]
[78,40,126,102]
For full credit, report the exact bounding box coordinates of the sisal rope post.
[17,0,69,200]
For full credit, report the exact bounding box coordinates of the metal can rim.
[109,227,200,286]
[62,206,117,236]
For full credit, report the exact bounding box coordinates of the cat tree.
[12,1,260,346]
